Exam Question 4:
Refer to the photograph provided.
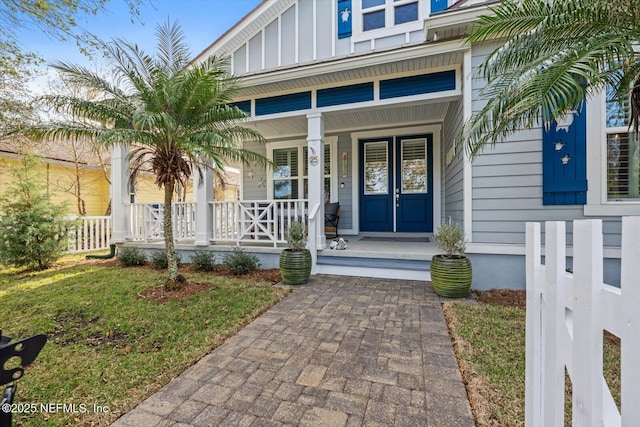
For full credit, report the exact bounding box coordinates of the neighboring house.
[0,139,113,216]
[113,0,639,289]
[0,139,172,216]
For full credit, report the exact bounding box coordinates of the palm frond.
[461,0,640,156]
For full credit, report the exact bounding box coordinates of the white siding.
[281,6,296,66]
[207,0,427,76]
[248,32,263,73]
[264,19,279,69]
[233,45,247,74]
[298,0,314,63]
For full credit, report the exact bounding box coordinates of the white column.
[307,113,327,249]
[194,162,214,246]
[110,144,130,243]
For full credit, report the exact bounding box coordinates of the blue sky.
[20,0,262,83]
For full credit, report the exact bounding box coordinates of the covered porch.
[110,44,468,281]
[116,198,437,281]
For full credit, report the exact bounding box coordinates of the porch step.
[316,254,431,281]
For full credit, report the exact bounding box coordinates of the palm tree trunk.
[631,74,640,136]
[163,181,181,289]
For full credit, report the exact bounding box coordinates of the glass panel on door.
[364,141,389,195]
[401,139,427,193]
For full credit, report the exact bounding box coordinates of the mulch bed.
[138,281,213,304]
[473,289,526,309]
[87,258,283,303]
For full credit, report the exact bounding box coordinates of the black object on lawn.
[0,331,47,427]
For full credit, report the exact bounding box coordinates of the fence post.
[525,222,543,427]
[572,220,604,425]
[541,221,566,427]
[620,217,640,426]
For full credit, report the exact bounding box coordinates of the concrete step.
[316,255,431,281]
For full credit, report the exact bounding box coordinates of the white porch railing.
[211,199,308,247]
[129,202,197,242]
[525,218,640,427]
[128,200,308,246]
[66,216,111,253]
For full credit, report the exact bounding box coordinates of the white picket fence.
[66,216,112,253]
[525,218,640,427]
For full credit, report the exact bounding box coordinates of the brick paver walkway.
[111,275,475,427]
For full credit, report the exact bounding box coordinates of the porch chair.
[324,202,340,239]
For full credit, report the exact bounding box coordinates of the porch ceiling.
[250,99,455,139]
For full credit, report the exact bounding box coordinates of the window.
[273,147,299,199]
[605,88,640,200]
[303,145,332,201]
[361,0,419,32]
[269,140,337,201]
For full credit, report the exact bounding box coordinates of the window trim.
[351,0,425,44]
[584,89,640,216]
[266,137,339,202]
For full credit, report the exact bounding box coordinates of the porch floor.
[322,233,437,261]
[128,233,438,261]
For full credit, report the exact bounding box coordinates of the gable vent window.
[606,86,640,200]
[362,0,419,32]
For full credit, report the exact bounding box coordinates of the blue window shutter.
[337,0,352,39]
[379,70,456,99]
[317,82,374,107]
[431,0,448,14]
[542,104,588,205]
[255,92,312,116]
[231,100,251,115]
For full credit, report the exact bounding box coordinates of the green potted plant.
[430,222,472,298]
[279,221,312,285]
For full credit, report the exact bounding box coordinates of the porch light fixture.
[342,152,348,177]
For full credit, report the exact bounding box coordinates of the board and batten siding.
[220,0,426,76]
[443,99,464,226]
[470,43,623,247]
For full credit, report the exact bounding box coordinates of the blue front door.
[359,135,433,232]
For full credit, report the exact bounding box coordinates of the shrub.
[190,251,215,271]
[223,247,260,275]
[117,248,147,266]
[150,250,182,270]
[433,221,466,257]
[0,155,71,270]
[285,221,307,251]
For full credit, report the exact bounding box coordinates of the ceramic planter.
[279,249,312,285]
[430,254,472,298]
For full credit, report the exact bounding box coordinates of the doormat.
[359,236,430,243]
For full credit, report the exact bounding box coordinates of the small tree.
[0,155,71,270]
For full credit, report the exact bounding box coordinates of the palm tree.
[26,21,268,289]
[461,0,640,157]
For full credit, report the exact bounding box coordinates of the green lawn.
[444,298,621,427]
[0,256,289,426]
